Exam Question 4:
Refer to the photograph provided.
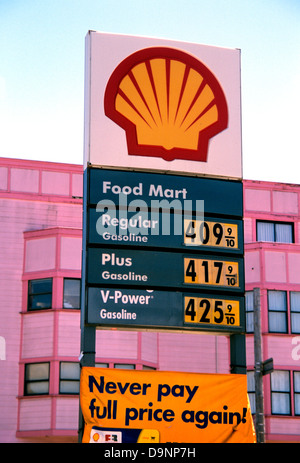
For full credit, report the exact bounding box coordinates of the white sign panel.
[84,31,242,179]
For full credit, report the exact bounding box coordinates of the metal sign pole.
[78,168,96,443]
[230,333,246,374]
[253,287,265,443]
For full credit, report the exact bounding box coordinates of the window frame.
[114,363,136,370]
[245,290,254,333]
[59,361,80,395]
[268,290,288,334]
[27,278,53,311]
[95,361,157,370]
[290,292,300,334]
[270,370,291,416]
[256,220,294,244]
[294,371,300,416]
[95,362,109,368]
[24,362,50,396]
[246,371,256,414]
[63,278,81,310]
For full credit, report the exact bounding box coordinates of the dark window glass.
[63,279,80,309]
[28,278,52,310]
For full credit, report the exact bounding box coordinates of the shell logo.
[104,47,228,163]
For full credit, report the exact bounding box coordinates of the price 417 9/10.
[184,297,240,327]
[184,258,239,287]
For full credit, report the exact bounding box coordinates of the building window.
[268,290,287,333]
[95,363,109,368]
[245,291,254,333]
[290,292,300,334]
[63,278,81,309]
[256,221,293,243]
[114,363,135,369]
[24,363,50,395]
[28,278,52,310]
[247,371,256,414]
[294,372,300,416]
[59,362,80,394]
[271,370,291,415]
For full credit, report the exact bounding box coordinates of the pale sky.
[0,0,299,184]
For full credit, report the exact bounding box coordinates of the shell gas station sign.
[80,31,252,444]
[84,31,242,179]
[104,46,228,163]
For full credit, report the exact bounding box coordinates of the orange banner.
[80,367,256,443]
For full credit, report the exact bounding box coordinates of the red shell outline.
[104,47,228,162]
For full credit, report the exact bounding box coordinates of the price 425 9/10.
[184,297,240,327]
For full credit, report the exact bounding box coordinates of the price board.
[83,167,245,335]
[184,257,239,288]
[86,287,244,333]
[184,219,238,249]
[184,296,240,327]
[88,207,243,254]
[86,248,244,293]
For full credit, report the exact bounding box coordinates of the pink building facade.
[244,180,300,442]
[0,157,299,443]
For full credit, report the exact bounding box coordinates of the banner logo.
[104,47,228,162]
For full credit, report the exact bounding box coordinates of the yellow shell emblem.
[104,47,228,162]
